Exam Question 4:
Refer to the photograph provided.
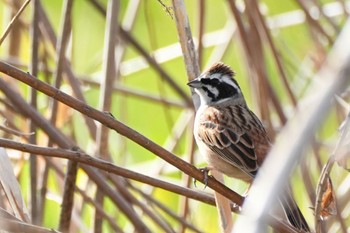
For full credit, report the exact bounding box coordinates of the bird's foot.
[194,166,214,189]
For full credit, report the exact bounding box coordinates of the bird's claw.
[193,167,212,189]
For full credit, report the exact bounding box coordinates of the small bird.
[188,62,309,231]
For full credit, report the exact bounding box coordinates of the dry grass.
[0,0,349,232]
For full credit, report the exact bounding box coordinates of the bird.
[187,62,310,232]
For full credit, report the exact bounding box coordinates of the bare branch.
[233,17,350,233]
[0,0,31,46]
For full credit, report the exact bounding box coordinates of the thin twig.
[249,0,297,107]
[0,73,151,233]
[108,177,175,233]
[37,2,97,138]
[0,136,299,232]
[59,154,78,232]
[294,0,334,45]
[45,158,124,233]
[50,1,76,232]
[0,61,244,206]
[29,0,40,225]
[0,219,60,233]
[178,122,197,233]
[157,0,173,19]
[0,124,33,138]
[197,0,205,69]
[314,112,350,233]
[87,0,193,106]
[50,0,73,126]
[128,181,202,233]
[0,137,218,207]
[81,78,186,108]
[233,16,350,232]
[94,0,119,231]
[171,0,200,83]
[0,0,31,46]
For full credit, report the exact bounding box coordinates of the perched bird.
[187,62,309,231]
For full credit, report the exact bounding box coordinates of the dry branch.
[0,0,31,46]
[0,73,151,232]
[87,0,193,107]
[0,1,349,232]
[0,219,59,233]
[94,0,119,232]
[0,134,298,232]
[0,61,244,206]
[0,138,218,207]
[315,111,350,232]
[29,0,40,225]
[233,16,350,233]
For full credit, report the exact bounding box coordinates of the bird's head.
[187,62,245,106]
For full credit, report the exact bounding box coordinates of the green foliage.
[0,0,348,232]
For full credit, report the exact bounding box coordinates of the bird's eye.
[211,78,220,85]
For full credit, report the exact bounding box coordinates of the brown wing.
[197,105,270,177]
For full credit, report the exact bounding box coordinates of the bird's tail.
[279,188,310,232]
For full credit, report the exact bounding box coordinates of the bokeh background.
[0,0,349,232]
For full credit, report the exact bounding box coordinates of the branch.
[314,111,350,232]
[0,0,31,45]
[0,60,244,206]
[233,17,350,233]
[171,0,200,109]
[0,138,219,207]
[0,137,297,232]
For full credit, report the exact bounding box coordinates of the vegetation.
[0,0,349,232]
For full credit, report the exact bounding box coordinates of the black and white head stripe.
[206,63,241,90]
[201,83,219,100]
[200,63,242,102]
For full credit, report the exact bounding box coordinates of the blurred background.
[0,0,349,232]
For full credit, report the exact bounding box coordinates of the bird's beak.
[187,79,202,88]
